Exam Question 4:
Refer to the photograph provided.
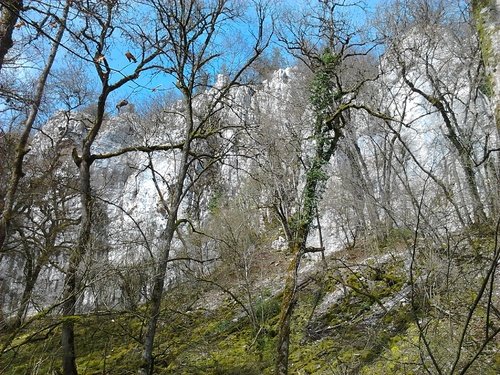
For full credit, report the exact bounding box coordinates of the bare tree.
[272,1,378,373]
[377,0,497,225]
[53,1,168,373]
[0,0,70,249]
[362,1,500,373]
[0,1,71,339]
[136,1,273,373]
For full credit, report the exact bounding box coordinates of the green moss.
[254,297,281,323]
[473,1,499,107]
[4,230,500,375]
[207,189,223,214]
[60,315,84,323]
[378,228,414,250]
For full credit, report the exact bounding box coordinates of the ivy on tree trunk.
[274,50,346,375]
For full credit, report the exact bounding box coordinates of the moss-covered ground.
[2,229,500,374]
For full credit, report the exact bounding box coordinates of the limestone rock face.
[1,43,498,321]
[0,67,313,317]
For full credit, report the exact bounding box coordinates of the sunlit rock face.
[0,67,315,318]
[1,44,498,320]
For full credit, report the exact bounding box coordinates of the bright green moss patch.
[3,229,500,374]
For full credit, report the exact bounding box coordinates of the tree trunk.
[61,271,78,375]
[380,132,398,235]
[61,154,93,375]
[60,46,110,374]
[274,210,313,375]
[13,255,43,329]
[140,223,176,375]
[401,70,488,223]
[0,0,22,71]
[275,241,303,375]
[343,132,380,231]
[274,132,340,373]
[0,0,68,335]
[140,95,193,375]
[473,0,500,126]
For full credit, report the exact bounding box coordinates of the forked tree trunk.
[274,121,342,373]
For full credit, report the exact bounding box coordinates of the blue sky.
[85,0,387,114]
[1,0,387,120]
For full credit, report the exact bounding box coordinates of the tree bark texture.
[275,241,304,375]
[274,115,343,373]
[472,0,500,126]
[0,0,22,71]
